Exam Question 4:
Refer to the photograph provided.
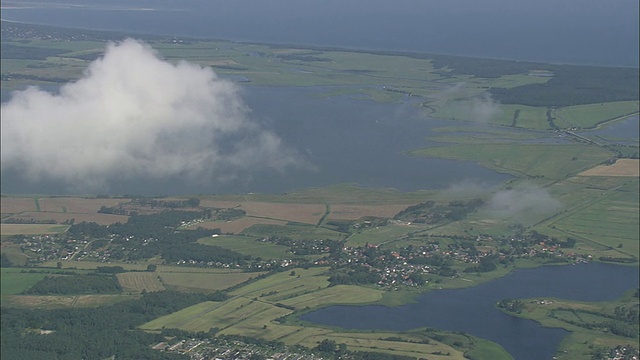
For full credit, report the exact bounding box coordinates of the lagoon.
[301,262,640,360]
[581,115,640,146]
[0,86,511,195]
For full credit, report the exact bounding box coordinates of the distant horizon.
[1,0,638,67]
[2,18,638,70]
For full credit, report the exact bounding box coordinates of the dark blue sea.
[1,0,638,67]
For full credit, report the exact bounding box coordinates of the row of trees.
[23,274,122,295]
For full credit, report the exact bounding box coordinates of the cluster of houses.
[20,235,88,264]
[605,345,639,360]
[14,222,591,290]
[154,338,323,360]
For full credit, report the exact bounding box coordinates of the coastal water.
[581,115,640,146]
[1,0,638,67]
[301,262,640,360]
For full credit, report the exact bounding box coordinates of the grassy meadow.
[241,223,346,241]
[544,178,639,259]
[496,289,639,360]
[198,235,292,259]
[553,101,639,129]
[0,224,69,236]
[0,267,49,295]
[345,223,425,247]
[158,271,263,293]
[411,143,614,180]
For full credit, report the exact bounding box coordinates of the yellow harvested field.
[1,294,137,308]
[1,196,129,226]
[5,211,128,226]
[40,260,150,270]
[328,204,411,220]
[196,201,415,232]
[579,159,639,177]
[37,197,127,213]
[279,285,383,309]
[117,272,166,293]
[1,224,69,236]
[200,200,325,224]
[197,217,287,234]
[0,197,38,214]
[298,334,462,360]
[206,59,240,66]
[159,271,263,292]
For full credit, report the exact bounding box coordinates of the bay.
[301,262,640,360]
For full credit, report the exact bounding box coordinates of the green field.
[0,224,69,236]
[496,290,639,360]
[1,294,139,309]
[143,268,379,334]
[140,297,290,333]
[198,235,292,259]
[463,337,514,360]
[0,245,30,266]
[0,267,48,295]
[229,267,330,298]
[411,143,614,180]
[278,285,383,309]
[241,223,346,241]
[159,271,263,292]
[553,101,639,129]
[546,179,640,258]
[432,100,553,129]
[346,223,426,247]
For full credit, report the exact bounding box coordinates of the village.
[152,337,324,360]
[8,222,590,289]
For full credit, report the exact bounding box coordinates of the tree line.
[1,290,225,359]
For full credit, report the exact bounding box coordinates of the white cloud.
[1,39,302,192]
[487,183,561,219]
[467,93,501,123]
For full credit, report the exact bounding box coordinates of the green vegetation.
[546,179,639,259]
[158,271,262,293]
[495,289,640,360]
[463,337,513,360]
[553,101,639,129]
[198,235,292,259]
[241,223,346,241]
[1,268,49,295]
[1,291,214,359]
[23,274,122,295]
[411,143,613,180]
[433,101,553,129]
[346,224,420,247]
